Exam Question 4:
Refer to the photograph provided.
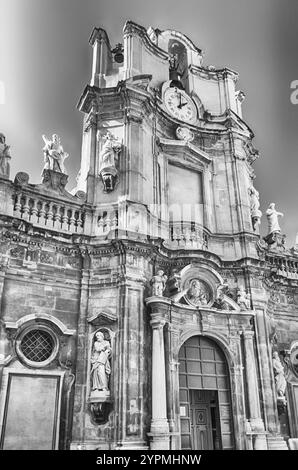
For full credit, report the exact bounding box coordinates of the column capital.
[242,330,255,340]
[150,318,166,330]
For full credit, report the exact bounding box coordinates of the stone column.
[243,330,267,449]
[149,317,170,449]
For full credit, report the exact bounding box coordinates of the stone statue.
[266,203,284,235]
[0,133,11,178]
[42,134,69,174]
[90,331,112,393]
[213,284,232,310]
[98,131,122,192]
[185,279,209,307]
[236,286,250,310]
[272,351,287,398]
[151,270,167,297]
[248,186,262,231]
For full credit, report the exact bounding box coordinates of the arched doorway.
[178,335,234,450]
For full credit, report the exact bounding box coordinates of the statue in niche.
[272,351,287,398]
[98,131,121,192]
[90,331,112,395]
[266,203,284,235]
[0,133,11,178]
[185,279,209,307]
[236,286,250,310]
[42,134,69,173]
[248,186,262,231]
[151,270,168,297]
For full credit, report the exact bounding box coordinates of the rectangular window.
[168,164,203,223]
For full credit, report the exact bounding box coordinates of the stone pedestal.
[41,169,68,190]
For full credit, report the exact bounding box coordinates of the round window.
[16,327,58,367]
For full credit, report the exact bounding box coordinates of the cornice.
[189,65,239,83]
[123,21,168,61]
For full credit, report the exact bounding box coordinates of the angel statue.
[42,134,69,174]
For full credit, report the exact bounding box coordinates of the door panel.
[179,336,234,450]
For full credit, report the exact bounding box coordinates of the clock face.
[164,88,197,123]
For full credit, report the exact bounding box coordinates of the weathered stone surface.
[0,20,298,451]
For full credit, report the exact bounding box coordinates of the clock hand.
[177,93,182,109]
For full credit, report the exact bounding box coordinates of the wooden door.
[190,402,213,450]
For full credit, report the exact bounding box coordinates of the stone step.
[267,436,289,450]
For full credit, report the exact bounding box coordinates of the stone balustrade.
[13,192,85,233]
[267,255,298,280]
[168,221,209,250]
[96,208,119,235]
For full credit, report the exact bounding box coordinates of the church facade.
[0,21,298,451]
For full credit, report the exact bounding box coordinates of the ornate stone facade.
[0,20,298,450]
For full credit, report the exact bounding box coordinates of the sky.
[1,0,298,244]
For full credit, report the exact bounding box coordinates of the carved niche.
[88,328,113,425]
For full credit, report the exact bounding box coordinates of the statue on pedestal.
[42,134,69,174]
[0,133,11,178]
[151,270,167,297]
[237,286,250,310]
[90,331,112,394]
[98,131,122,192]
[266,203,283,235]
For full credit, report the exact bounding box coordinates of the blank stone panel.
[1,374,61,450]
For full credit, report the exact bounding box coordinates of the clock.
[164,87,197,123]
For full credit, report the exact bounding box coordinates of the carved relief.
[176,126,194,142]
[185,278,210,307]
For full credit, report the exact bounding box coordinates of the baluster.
[14,193,22,218]
[76,211,83,233]
[30,199,38,224]
[97,213,104,234]
[38,201,46,226]
[111,211,118,230]
[69,209,76,232]
[105,212,111,232]
[47,203,54,227]
[22,195,30,220]
[61,207,69,231]
[53,205,61,229]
